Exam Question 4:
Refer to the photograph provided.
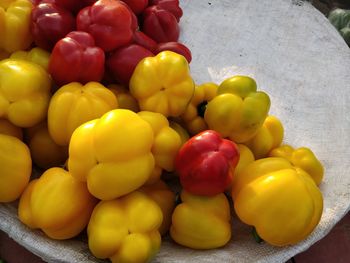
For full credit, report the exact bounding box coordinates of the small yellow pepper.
[68,109,155,200]
[18,167,97,239]
[0,0,33,53]
[180,82,218,135]
[108,84,140,112]
[138,111,182,184]
[170,191,231,249]
[10,47,51,70]
[48,82,118,146]
[269,145,324,186]
[244,115,284,159]
[169,120,190,146]
[26,122,68,169]
[130,51,195,117]
[205,75,270,143]
[0,59,51,127]
[140,180,175,235]
[0,118,23,140]
[0,133,31,202]
[87,191,162,263]
[231,157,323,246]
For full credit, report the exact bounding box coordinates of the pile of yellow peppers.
[0,1,325,262]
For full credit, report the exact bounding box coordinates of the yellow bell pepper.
[18,167,97,239]
[0,0,33,53]
[10,47,51,70]
[87,191,162,263]
[68,109,155,200]
[0,133,31,202]
[170,191,231,249]
[130,51,195,117]
[269,145,324,186]
[231,157,323,246]
[138,111,182,184]
[0,118,22,139]
[0,59,51,128]
[108,84,140,112]
[48,82,118,146]
[244,115,284,159]
[140,180,175,235]
[169,120,190,146]
[26,122,68,169]
[205,75,270,143]
[234,144,255,178]
[180,82,218,135]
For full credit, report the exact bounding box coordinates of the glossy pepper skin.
[244,115,284,159]
[87,191,162,263]
[0,134,31,202]
[133,31,158,53]
[269,145,324,186]
[108,84,139,112]
[231,157,323,246]
[149,0,182,22]
[107,44,154,86]
[122,0,148,15]
[48,31,105,86]
[31,2,76,51]
[205,75,270,143]
[170,191,231,249]
[10,47,50,70]
[0,59,51,128]
[180,82,218,135]
[0,0,33,53]
[156,42,192,63]
[142,5,179,43]
[68,109,155,200]
[18,167,97,239]
[140,180,175,235]
[77,0,135,52]
[176,130,240,196]
[138,111,182,184]
[130,51,195,118]
[26,122,68,169]
[48,82,118,146]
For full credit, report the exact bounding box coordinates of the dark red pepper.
[175,130,240,196]
[122,0,149,15]
[31,2,76,51]
[133,31,158,53]
[149,0,182,22]
[107,44,154,86]
[142,5,179,43]
[48,31,105,85]
[156,42,191,63]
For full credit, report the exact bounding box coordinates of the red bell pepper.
[122,0,149,15]
[48,31,105,85]
[32,0,96,13]
[107,44,154,86]
[31,2,76,51]
[175,130,240,196]
[156,42,192,63]
[133,31,157,53]
[142,5,179,43]
[76,0,135,52]
[149,0,182,22]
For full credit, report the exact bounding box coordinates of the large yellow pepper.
[140,180,175,235]
[48,82,118,146]
[180,82,218,135]
[231,157,323,246]
[18,167,97,239]
[0,133,31,202]
[0,118,23,139]
[10,47,51,70]
[0,0,33,53]
[0,59,51,127]
[87,191,162,263]
[244,115,284,159]
[68,109,155,200]
[108,84,139,112]
[138,111,182,184]
[130,51,195,118]
[170,191,231,249]
[205,75,270,143]
[269,145,324,186]
[26,122,68,169]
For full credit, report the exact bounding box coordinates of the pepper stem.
[252,227,263,243]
